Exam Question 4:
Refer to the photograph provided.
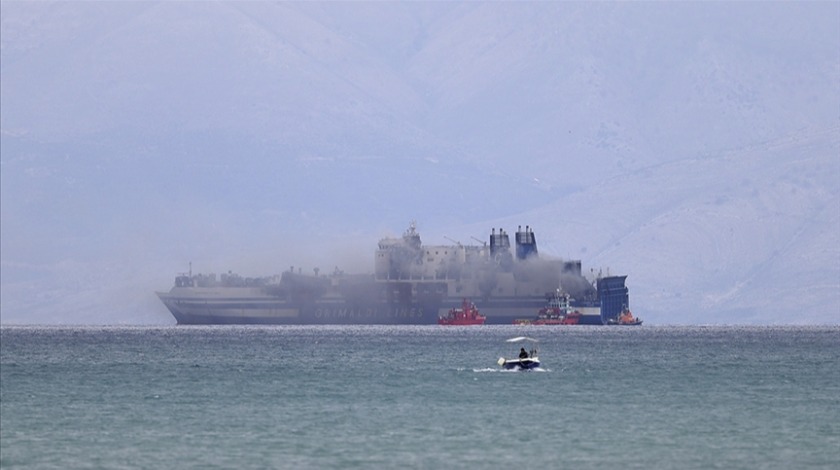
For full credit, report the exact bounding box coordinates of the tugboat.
[513,290,582,325]
[607,306,642,325]
[438,299,486,325]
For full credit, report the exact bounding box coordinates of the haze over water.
[2,325,838,469]
[2,2,838,326]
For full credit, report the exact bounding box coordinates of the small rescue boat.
[607,306,642,325]
[497,336,541,370]
[438,299,486,325]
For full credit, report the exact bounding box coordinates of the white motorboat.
[497,336,541,370]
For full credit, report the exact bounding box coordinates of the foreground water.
[1,325,838,469]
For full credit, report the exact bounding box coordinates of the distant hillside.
[1,2,838,324]
[484,127,839,325]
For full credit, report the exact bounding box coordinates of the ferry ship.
[157,223,630,325]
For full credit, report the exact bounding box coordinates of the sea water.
[1,325,838,469]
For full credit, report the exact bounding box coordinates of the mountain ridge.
[1,2,837,324]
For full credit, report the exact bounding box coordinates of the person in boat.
[519,347,529,359]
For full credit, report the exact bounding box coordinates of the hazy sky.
[1,1,838,325]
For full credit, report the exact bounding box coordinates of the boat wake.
[472,367,550,373]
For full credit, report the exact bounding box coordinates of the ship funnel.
[515,225,538,260]
[489,228,511,257]
[489,227,514,270]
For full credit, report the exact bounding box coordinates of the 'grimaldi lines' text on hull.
[157,223,631,325]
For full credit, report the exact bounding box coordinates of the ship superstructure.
[157,223,629,325]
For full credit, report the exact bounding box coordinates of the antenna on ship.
[189,261,192,278]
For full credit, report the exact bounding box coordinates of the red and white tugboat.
[513,290,582,325]
[438,299,486,325]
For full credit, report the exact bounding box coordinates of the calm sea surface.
[1,325,838,469]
